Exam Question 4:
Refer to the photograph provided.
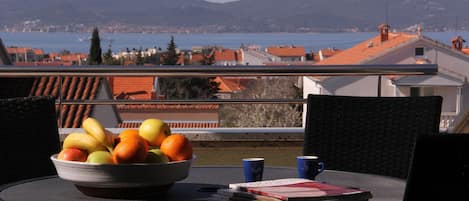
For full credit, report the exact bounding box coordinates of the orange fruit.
[118,129,140,141]
[160,134,193,161]
[113,129,149,164]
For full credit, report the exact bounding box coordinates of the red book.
[229,178,372,201]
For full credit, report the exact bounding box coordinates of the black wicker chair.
[0,96,60,185]
[403,133,469,201]
[303,94,442,179]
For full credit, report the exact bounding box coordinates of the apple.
[58,148,88,162]
[145,148,169,163]
[139,118,171,147]
[87,151,114,164]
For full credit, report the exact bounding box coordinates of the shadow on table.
[76,183,226,201]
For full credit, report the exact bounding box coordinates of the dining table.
[0,166,406,201]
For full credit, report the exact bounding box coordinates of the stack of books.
[208,178,372,201]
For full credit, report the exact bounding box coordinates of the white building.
[303,24,469,132]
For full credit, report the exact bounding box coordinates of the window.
[410,87,434,97]
[410,87,420,97]
[415,47,424,56]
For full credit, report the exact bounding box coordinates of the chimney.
[378,24,390,42]
[451,36,466,51]
[319,50,324,61]
[417,24,423,36]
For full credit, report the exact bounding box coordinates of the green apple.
[87,151,114,164]
[139,118,171,147]
[145,148,169,163]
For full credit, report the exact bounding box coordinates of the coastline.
[0,31,465,54]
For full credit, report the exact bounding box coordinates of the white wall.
[327,76,380,96]
[435,86,457,113]
[302,76,322,127]
[215,60,237,66]
[301,37,469,128]
[397,86,459,113]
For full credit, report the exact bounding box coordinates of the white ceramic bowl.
[51,154,195,198]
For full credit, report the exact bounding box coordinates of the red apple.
[58,148,88,162]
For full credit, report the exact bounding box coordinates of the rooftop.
[29,76,102,128]
[316,32,418,65]
[266,46,306,57]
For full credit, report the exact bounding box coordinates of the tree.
[220,77,303,127]
[88,27,102,65]
[163,36,178,65]
[158,36,219,99]
[136,48,144,65]
[103,48,115,65]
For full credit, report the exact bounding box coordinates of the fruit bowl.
[50,154,195,198]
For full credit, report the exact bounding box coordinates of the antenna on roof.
[385,0,389,24]
[455,16,459,36]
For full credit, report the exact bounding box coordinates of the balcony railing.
[440,112,458,131]
[0,64,439,140]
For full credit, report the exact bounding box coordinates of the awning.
[394,73,464,87]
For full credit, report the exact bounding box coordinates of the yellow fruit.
[139,118,171,147]
[63,132,106,153]
[82,117,114,151]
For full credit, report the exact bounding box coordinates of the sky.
[205,0,239,3]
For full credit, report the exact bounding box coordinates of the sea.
[0,31,468,54]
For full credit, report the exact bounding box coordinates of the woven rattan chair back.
[304,94,442,179]
[0,96,60,185]
[404,134,469,201]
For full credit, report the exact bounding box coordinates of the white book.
[229,178,314,190]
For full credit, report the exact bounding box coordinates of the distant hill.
[0,0,468,32]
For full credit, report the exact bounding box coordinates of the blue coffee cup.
[297,156,325,180]
[242,158,264,182]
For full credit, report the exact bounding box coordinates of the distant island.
[1,0,468,33]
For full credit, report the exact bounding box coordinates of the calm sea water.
[0,31,467,53]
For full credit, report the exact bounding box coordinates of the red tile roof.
[29,76,102,128]
[49,52,60,59]
[214,49,237,61]
[316,32,418,65]
[266,46,306,57]
[6,47,44,55]
[6,47,29,54]
[118,121,219,128]
[191,53,204,64]
[313,48,343,61]
[14,61,73,66]
[214,77,255,93]
[263,61,315,66]
[32,49,44,55]
[60,53,87,62]
[111,77,155,100]
[462,48,469,55]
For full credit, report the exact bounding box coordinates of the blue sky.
[205,0,239,3]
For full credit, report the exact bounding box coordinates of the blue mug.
[297,156,325,180]
[242,158,264,182]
